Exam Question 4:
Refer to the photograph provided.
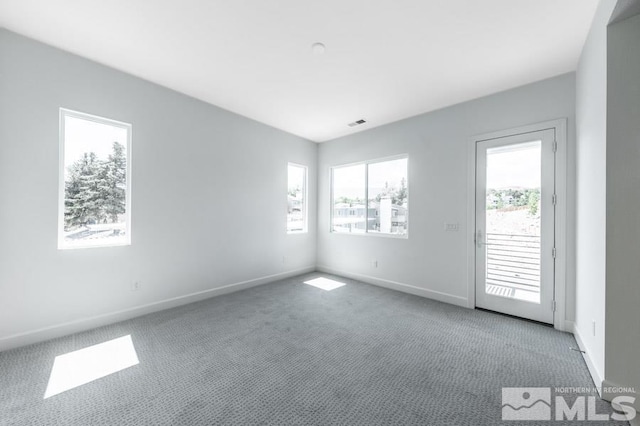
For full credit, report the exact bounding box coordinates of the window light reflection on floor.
[303,277,346,291]
[44,335,139,399]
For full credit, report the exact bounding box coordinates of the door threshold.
[475,307,553,327]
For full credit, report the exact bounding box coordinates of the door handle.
[476,230,487,248]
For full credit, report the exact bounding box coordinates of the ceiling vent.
[348,119,367,127]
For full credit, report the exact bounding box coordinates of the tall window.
[332,164,366,233]
[332,156,408,236]
[287,163,307,233]
[58,109,131,249]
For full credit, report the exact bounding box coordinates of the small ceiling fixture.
[348,119,367,127]
[311,42,326,55]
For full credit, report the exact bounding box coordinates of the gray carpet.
[0,273,628,425]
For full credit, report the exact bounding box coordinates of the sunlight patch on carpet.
[303,277,346,291]
[44,335,139,399]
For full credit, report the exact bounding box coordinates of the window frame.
[58,108,132,250]
[287,162,308,234]
[330,154,409,238]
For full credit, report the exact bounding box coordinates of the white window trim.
[330,153,409,238]
[287,162,308,234]
[58,108,132,250]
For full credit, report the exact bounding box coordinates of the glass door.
[475,129,555,324]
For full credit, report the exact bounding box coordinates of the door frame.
[466,119,568,331]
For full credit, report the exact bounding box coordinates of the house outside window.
[331,156,408,236]
[287,163,307,233]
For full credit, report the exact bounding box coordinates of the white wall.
[0,29,317,351]
[574,0,617,387]
[604,11,640,407]
[317,74,576,313]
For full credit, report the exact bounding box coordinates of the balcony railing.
[485,233,540,302]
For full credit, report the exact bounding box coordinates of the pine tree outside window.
[58,109,132,249]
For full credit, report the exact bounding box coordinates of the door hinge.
[552,247,557,259]
[553,140,558,153]
[552,194,557,205]
[552,300,557,312]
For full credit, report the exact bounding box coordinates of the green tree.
[288,185,301,198]
[103,142,127,223]
[64,152,104,228]
[394,177,408,206]
[336,196,364,205]
[64,142,127,230]
[528,189,540,216]
[373,178,407,206]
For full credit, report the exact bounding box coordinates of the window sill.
[58,240,131,250]
[329,231,408,239]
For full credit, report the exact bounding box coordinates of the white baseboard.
[553,321,639,420]
[316,265,468,308]
[0,266,315,353]
[568,321,604,396]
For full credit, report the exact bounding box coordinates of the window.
[287,163,307,233]
[58,109,131,249]
[332,164,366,233]
[331,156,408,236]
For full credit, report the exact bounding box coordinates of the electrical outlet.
[592,320,596,336]
[131,281,141,292]
[444,223,459,232]
[371,260,378,268]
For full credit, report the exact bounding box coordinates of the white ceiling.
[0,0,599,142]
